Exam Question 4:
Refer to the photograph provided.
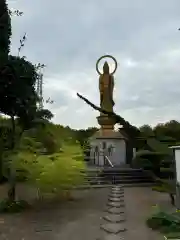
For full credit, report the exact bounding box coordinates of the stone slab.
[108,197,124,202]
[107,201,124,208]
[111,186,124,189]
[35,226,53,232]
[112,185,124,188]
[100,223,126,234]
[111,188,124,192]
[103,214,126,223]
[111,191,124,195]
[111,189,123,193]
[111,190,124,194]
[111,186,124,190]
[99,234,125,240]
[109,193,124,198]
[107,207,125,214]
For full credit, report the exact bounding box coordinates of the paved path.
[0,186,173,240]
[125,187,172,240]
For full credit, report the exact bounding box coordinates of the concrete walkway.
[0,186,172,240]
[124,187,169,240]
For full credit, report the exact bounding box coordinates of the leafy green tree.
[35,109,54,121]
[153,120,180,143]
[0,57,38,201]
[75,127,98,147]
[0,1,39,201]
[139,124,154,137]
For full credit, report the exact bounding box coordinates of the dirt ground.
[0,185,174,240]
[0,186,109,240]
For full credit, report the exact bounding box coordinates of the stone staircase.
[80,166,155,188]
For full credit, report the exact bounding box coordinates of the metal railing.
[105,155,114,168]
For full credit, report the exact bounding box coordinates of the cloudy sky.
[8,0,180,129]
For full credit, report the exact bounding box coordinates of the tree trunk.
[8,115,16,202]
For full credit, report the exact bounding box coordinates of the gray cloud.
[8,0,180,129]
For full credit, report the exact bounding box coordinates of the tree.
[153,120,180,144]
[75,127,98,147]
[0,56,39,201]
[0,0,11,66]
[0,1,39,202]
[77,93,140,140]
[35,109,54,121]
[139,125,154,137]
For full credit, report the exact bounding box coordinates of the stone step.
[84,168,144,174]
[73,182,156,189]
[84,178,154,185]
[85,173,148,178]
[85,179,153,185]
[82,167,153,186]
[85,175,152,180]
[85,172,149,176]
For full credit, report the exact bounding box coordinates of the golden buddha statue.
[99,61,115,114]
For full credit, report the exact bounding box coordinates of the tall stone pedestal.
[89,115,127,167]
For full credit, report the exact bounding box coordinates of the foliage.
[0,55,38,119]
[76,93,180,151]
[164,232,180,239]
[154,120,180,143]
[152,183,175,194]
[146,206,180,235]
[132,156,152,170]
[132,150,168,176]
[76,92,140,140]
[20,123,60,155]
[0,0,11,65]
[147,138,171,154]
[35,109,54,121]
[12,143,86,195]
[0,0,88,205]
[81,140,91,161]
[139,125,154,137]
[135,150,167,161]
[0,199,30,213]
[160,167,174,179]
[75,127,98,147]
[8,9,23,17]
[152,185,168,193]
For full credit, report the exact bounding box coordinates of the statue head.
[103,61,109,74]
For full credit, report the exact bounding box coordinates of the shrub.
[146,207,180,234]
[165,232,180,239]
[13,143,86,195]
[152,185,168,193]
[152,179,175,194]
[0,199,30,213]
[161,158,173,168]
[160,167,174,179]
[132,150,168,177]
[132,156,152,170]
